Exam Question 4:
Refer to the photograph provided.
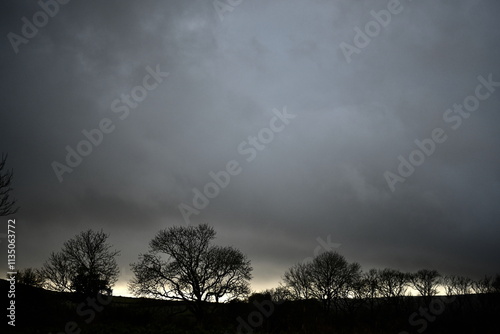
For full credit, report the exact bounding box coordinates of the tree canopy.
[129,224,252,321]
[41,229,120,296]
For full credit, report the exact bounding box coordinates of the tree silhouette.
[41,229,120,296]
[71,266,112,296]
[41,251,73,292]
[472,275,495,294]
[471,275,498,313]
[443,275,473,296]
[363,268,381,300]
[353,268,380,315]
[283,262,312,300]
[376,268,409,307]
[443,274,473,312]
[284,251,361,312]
[0,153,18,216]
[262,286,293,303]
[409,269,441,303]
[129,224,252,322]
[16,268,44,288]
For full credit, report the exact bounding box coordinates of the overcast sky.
[1,0,499,296]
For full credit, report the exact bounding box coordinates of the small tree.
[71,267,111,296]
[352,269,380,314]
[472,276,494,294]
[16,268,44,288]
[409,269,441,303]
[363,269,380,300]
[443,275,473,296]
[42,252,73,292]
[471,275,497,313]
[283,262,312,300]
[0,153,18,216]
[377,268,409,303]
[41,229,120,296]
[264,286,293,303]
[248,291,272,304]
[307,251,361,312]
[129,224,252,322]
[443,274,473,311]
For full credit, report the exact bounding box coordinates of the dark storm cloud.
[1,0,499,293]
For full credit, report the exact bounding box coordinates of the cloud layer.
[1,0,499,294]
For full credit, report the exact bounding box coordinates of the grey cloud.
[1,0,499,294]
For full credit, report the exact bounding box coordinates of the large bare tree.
[41,229,120,296]
[0,153,18,216]
[129,224,252,321]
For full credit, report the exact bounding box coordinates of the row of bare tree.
[18,225,251,321]
[16,229,120,296]
[272,251,499,313]
[14,224,500,322]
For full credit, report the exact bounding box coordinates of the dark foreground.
[2,279,499,334]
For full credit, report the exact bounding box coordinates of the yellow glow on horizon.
[111,280,282,299]
[112,282,134,297]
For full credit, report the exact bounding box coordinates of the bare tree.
[472,276,494,294]
[41,252,73,292]
[351,268,380,314]
[283,252,362,311]
[41,229,120,296]
[16,268,44,288]
[442,274,473,312]
[471,275,498,313]
[443,275,473,296]
[264,285,293,303]
[129,224,252,322]
[363,269,380,300]
[377,268,409,299]
[307,251,361,312]
[0,153,18,216]
[283,262,312,300]
[409,269,441,303]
